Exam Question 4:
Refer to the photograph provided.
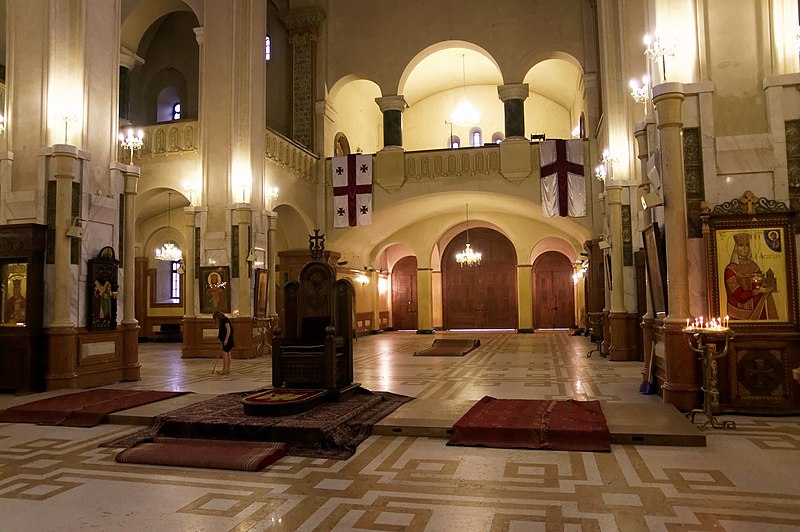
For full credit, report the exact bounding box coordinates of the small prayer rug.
[115,437,287,471]
[0,389,190,427]
[448,397,610,452]
[414,338,480,356]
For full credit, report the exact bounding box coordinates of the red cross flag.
[540,139,586,217]
[332,154,373,227]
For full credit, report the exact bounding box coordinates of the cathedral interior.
[0,0,799,529]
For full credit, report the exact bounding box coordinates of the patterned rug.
[103,388,412,460]
[414,338,480,356]
[115,437,288,471]
[447,397,610,452]
[0,389,190,427]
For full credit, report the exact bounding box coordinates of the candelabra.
[118,128,144,165]
[644,32,677,81]
[594,164,606,182]
[629,75,649,115]
[596,149,617,182]
[55,110,78,144]
[682,317,736,430]
[265,186,279,210]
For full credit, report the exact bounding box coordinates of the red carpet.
[115,437,287,471]
[0,389,189,427]
[414,338,480,356]
[448,397,610,452]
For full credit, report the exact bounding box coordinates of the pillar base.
[121,323,141,382]
[416,329,434,335]
[608,312,640,361]
[45,327,79,390]
[517,328,535,334]
[661,320,701,411]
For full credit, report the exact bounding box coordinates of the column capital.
[497,83,529,102]
[184,208,197,227]
[234,205,252,225]
[193,26,205,45]
[123,170,139,195]
[605,184,623,204]
[119,46,144,71]
[281,7,325,36]
[375,95,407,113]
[653,83,685,129]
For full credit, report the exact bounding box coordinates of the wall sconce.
[596,149,618,182]
[644,30,677,81]
[0,114,5,134]
[595,164,607,181]
[641,192,664,210]
[629,75,649,115]
[182,180,198,206]
[598,239,611,250]
[265,186,279,210]
[246,249,257,262]
[119,128,144,164]
[355,273,370,286]
[54,106,79,144]
[176,260,186,275]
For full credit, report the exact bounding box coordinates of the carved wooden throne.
[271,233,355,393]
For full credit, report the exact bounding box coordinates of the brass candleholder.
[682,326,736,430]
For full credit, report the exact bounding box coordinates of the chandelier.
[155,192,183,262]
[455,203,481,267]
[450,54,480,128]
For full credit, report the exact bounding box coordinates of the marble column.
[281,7,324,150]
[235,204,253,317]
[653,82,698,410]
[497,83,529,139]
[183,208,198,318]
[634,121,655,352]
[375,95,407,149]
[605,184,637,361]
[517,264,534,333]
[120,166,141,381]
[416,268,434,334]
[267,211,278,318]
[51,148,78,328]
[46,146,79,389]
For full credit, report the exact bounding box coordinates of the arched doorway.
[391,256,418,330]
[442,228,517,329]
[532,251,575,329]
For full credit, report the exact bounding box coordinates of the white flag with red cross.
[332,154,373,227]
[540,139,586,217]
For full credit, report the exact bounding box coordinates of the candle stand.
[682,326,736,430]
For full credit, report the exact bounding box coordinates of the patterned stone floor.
[1,331,799,531]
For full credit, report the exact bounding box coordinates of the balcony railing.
[265,128,317,183]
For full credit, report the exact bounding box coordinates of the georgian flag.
[332,154,372,227]
[540,139,586,217]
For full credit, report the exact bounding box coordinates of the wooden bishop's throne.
[273,231,357,389]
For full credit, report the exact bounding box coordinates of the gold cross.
[740,190,758,214]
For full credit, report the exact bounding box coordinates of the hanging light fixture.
[455,203,481,267]
[155,192,183,262]
[450,54,480,128]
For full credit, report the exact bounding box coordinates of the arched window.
[172,103,181,120]
[170,261,181,299]
[265,35,271,61]
[469,127,482,147]
[157,86,181,122]
[492,131,504,144]
[449,135,461,149]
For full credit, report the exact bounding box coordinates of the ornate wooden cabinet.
[0,224,46,393]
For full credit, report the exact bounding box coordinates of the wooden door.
[443,228,517,329]
[533,251,575,328]
[391,256,418,330]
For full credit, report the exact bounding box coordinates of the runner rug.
[414,338,480,356]
[115,437,288,471]
[102,388,413,461]
[0,389,190,427]
[447,397,610,452]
